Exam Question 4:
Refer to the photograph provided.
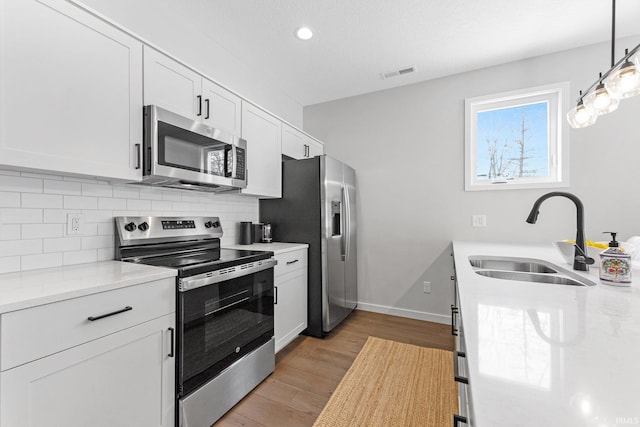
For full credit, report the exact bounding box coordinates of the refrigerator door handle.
[344,184,351,261]
[340,187,347,261]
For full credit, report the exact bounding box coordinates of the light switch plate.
[472,214,487,227]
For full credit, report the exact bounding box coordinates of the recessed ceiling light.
[295,27,313,41]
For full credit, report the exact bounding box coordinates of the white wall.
[0,169,258,274]
[75,0,303,127]
[304,37,640,323]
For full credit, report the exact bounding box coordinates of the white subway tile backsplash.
[21,253,63,271]
[22,193,63,209]
[127,199,151,210]
[97,223,115,236]
[43,237,81,253]
[98,197,126,210]
[0,192,20,207]
[63,249,97,265]
[0,169,258,272]
[64,195,98,210]
[21,224,64,239]
[151,200,173,211]
[0,175,42,193]
[0,208,42,224]
[138,187,163,200]
[82,209,113,224]
[0,225,21,240]
[81,235,112,250]
[162,190,182,201]
[0,256,20,274]
[0,239,42,257]
[113,185,139,199]
[44,179,82,195]
[82,183,113,197]
[98,247,114,261]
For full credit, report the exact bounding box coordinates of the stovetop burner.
[114,216,274,277]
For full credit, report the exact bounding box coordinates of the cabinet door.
[143,47,202,120]
[281,123,307,159]
[307,138,324,157]
[202,79,242,136]
[282,124,324,159]
[274,269,308,353]
[0,0,143,181]
[0,314,175,427]
[241,101,282,198]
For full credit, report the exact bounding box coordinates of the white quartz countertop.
[224,242,309,255]
[0,261,176,314]
[452,241,640,427]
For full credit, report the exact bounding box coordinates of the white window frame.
[464,82,570,191]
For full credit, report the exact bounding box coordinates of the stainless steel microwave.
[141,105,247,192]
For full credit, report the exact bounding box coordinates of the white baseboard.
[356,302,450,325]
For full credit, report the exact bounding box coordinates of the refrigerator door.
[343,164,357,312]
[322,156,347,332]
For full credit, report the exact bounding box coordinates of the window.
[464,82,570,191]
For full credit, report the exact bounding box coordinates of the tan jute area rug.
[313,336,458,427]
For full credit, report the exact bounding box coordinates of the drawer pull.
[453,414,468,426]
[87,306,132,322]
[286,259,299,265]
[453,351,468,384]
[168,327,175,358]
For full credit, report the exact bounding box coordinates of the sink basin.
[475,270,591,286]
[468,255,597,287]
[469,257,557,273]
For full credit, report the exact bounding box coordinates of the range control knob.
[124,222,136,232]
[138,222,149,231]
[212,221,220,228]
[204,221,213,228]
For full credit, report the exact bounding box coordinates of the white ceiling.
[173,0,640,106]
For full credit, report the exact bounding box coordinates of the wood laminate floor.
[214,310,454,427]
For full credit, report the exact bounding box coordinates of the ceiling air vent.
[380,65,417,80]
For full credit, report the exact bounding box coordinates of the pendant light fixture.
[567,0,640,128]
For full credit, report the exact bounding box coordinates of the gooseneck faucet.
[526,192,590,271]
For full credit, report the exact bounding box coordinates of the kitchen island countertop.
[453,241,640,427]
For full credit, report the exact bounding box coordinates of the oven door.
[143,105,247,190]
[177,267,274,398]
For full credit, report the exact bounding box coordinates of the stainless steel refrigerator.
[259,155,357,338]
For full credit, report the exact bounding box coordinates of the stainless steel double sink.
[469,256,597,286]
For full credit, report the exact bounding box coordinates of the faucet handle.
[573,244,595,265]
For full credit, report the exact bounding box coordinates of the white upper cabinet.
[0,0,143,181]
[143,47,241,136]
[241,101,282,198]
[282,123,324,160]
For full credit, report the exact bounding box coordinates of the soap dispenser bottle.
[599,232,632,286]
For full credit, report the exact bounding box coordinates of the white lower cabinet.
[0,279,176,427]
[274,248,308,353]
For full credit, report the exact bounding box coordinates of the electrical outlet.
[423,281,431,293]
[67,213,84,235]
[472,214,487,227]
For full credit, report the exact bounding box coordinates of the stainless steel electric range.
[115,216,276,427]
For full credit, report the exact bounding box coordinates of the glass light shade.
[566,101,597,128]
[583,82,619,115]
[605,60,640,98]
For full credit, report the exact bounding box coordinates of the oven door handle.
[179,258,278,292]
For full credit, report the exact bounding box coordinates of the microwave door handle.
[229,145,238,179]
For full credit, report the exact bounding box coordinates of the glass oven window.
[157,121,229,177]
[179,268,274,396]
